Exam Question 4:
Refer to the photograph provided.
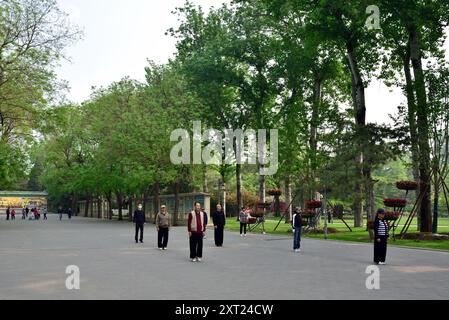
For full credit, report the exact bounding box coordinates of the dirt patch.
[307,227,339,234]
[400,233,449,241]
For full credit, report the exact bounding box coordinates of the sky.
[56,0,449,125]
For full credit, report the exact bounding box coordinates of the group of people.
[57,207,73,220]
[132,202,227,262]
[93,195,390,265]
[5,206,47,221]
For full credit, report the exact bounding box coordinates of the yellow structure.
[0,191,48,211]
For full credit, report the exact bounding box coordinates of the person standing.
[292,208,302,253]
[58,207,63,221]
[374,209,389,265]
[212,204,226,247]
[67,208,72,220]
[188,202,208,262]
[239,207,249,237]
[6,207,10,221]
[156,205,170,250]
[133,204,145,244]
[25,206,29,218]
[11,209,16,220]
[22,207,26,220]
[43,207,48,220]
[34,208,40,220]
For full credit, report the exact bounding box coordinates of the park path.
[0,215,448,300]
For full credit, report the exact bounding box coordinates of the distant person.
[25,207,29,218]
[6,207,10,220]
[22,207,26,220]
[292,208,302,253]
[67,208,72,220]
[133,204,145,244]
[212,204,226,247]
[374,209,389,265]
[188,202,208,262]
[57,207,63,221]
[156,205,170,250]
[11,209,16,220]
[34,208,40,220]
[43,207,48,220]
[239,207,249,237]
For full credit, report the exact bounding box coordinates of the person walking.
[133,204,145,244]
[374,209,390,265]
[22,207,26,220]
[292,208,302,253]
[43,207,48,220]
[212,204,226,247]
[25,206,29,218]
[239,207,249,237]
[67,208,72,220]
[58,207,63,221]
[34,208,40,220]
[11,209,16,220]
[6,207,10,221]
[188,202,208,262]
[156,205,170,250]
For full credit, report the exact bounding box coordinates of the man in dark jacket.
[212,204,226,247]
[292,208,303,253]
[188,202,208,262]
[6,207,10,221]
[133,204,146,244]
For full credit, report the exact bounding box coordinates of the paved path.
[0,215,448,300]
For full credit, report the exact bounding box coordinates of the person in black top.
[374,209,389,265]
[133,204,146,244]
[292,208,303,253]
[25,207,29,218]
[6,207,10,221]
[212,204,226,247]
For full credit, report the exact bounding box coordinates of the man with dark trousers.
[212,204,226,247]
[6,207,10,221]
[188,202,208,262]
[133,204,145,244]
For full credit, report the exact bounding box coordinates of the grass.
[224,216,449,251]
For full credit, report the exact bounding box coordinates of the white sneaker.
[159,248,163,251]
[197,258,202,262]
[191,258,197,262]
[240,234,243,237]
[244,234,247,237]
[379,262,386,265]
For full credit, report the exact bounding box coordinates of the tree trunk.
[173,182,180,226]
[153,181,160,223]
[346,42,367,228]
[97,197,102,219]
[106,193,113,220]
[285,176,292,223]
[84,196,90,218]
[202,165,208,193]
[71,193,78,216]
[236,163,243,214]
[128,196,133,222]
[116,192,123,221]
[409,26,432,232]
[403,47,421,231]
[310,76,322,197]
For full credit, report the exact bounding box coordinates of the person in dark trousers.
[239,207,249,237]
[57,207,63,220]
[25,207,29,218]
[156,205,170,250]
[11,209,16,220]
[67,208,72,220]
[6,207,10,220]
[22,207,26,220]
[188,202,208,262]
[292,208,302,253]
[212,204,226,247]
[374,209,389,265]
[43,207,48,220]
[133,204,145,244]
